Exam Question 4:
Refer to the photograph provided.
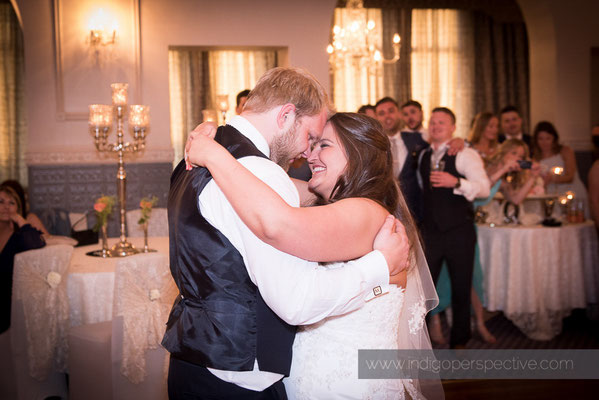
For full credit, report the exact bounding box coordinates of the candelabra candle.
[111,83,128,106]
[216,94,229,124]
[129,105,150,142]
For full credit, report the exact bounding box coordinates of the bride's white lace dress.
[284,284,426,399]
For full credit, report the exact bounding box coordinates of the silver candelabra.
[88,83,150,257]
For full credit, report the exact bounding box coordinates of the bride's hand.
[389,270,407,288]
[185,121,217,170]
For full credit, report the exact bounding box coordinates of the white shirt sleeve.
[454,148,491,201]
[198,156,390,326]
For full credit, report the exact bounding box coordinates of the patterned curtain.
[168,49,277,165]
[473,11,530,133]
[0,3,27,183]
[410,9,476,138]
[381,7,412,106]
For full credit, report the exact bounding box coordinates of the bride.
[186,113,442,399]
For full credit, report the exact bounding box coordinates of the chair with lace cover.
[10,244,73,400]
[68,252,176,400]
[126,208,168,237]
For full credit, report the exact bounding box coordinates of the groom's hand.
[373,215,410,277]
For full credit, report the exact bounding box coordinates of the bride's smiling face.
[307,123,348,201]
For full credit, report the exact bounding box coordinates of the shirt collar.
[228,115,270,157]
[431,140,450,152]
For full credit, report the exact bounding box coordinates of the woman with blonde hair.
[468,112,500,160]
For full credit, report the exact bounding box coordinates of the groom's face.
[270,109,327,170]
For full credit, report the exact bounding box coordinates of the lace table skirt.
[67,237,170,326]
[477,221,599,340]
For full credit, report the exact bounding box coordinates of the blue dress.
[430,180,501,315]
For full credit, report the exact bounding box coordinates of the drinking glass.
[430,159,445,188]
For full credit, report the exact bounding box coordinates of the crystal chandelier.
[326,0,400,73]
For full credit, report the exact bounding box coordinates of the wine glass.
[430,159,445,188]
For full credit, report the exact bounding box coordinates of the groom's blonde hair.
[243,67,334,119]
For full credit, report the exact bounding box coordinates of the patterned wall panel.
[28,163,172,237]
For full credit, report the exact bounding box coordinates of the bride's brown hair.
[314,112,419,257]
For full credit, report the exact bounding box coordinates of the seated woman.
[531,121,589,218]
[487,139,543,205]
[1,180,49,236]
[0,185,46,334]
[468,111,500,161]
[186,113,441,399]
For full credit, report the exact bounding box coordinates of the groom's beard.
[270,120,300,171]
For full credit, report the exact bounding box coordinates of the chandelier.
[327,0,400,73]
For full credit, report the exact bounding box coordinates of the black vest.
[161,125,296,375]
[398,131,429,224]
[419,150,474,232]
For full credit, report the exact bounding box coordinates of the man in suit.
[418,107,490,348]
[498,105,532,147]
[163,67,409,400]
[235,89,251,114]
[401,99,429,141]
[375,97,429,223]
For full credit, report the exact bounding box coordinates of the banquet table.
[67,236,170,327]
[477,221,599,340]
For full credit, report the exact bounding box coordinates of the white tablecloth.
[477,221,599,340]
[67,237,170,327]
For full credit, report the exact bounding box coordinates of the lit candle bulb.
[552,166,564,175]
[393,33,401,44]
[111,83,128,106]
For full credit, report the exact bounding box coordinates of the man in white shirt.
[418,107,490,349]
[164,67,409,400]
[375,97,429,223]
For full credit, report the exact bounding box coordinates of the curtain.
[169,49,277,165]
[0,3,27,183]
[410,9,475,138]
[330,7,384,112]
[381,8,412,105]
[473,11,530,132]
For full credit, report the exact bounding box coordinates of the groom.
[163,67,410,399]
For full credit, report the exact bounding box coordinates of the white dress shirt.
[419,140,491,201]
[200,115,390,391]
[389,133,408,176]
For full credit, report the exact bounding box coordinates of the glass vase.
[143,222,149,253]
[100,224,110,257]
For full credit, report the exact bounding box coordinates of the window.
[168,48,280,164]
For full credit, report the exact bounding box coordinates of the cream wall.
[13,0,599,167]
[15,0,336,166]
[518,0,599,150]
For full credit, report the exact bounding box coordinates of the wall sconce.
[88,8,117,48]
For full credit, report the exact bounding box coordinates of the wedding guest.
[418,107,490,349]
[498,105,532,148]
[489,139,543,204]
[468,112,500,160]
[532,121,589,217]
[0,185,46,334]
[401,100,428,141]
[1,180,49,235]
[235,89,250,115]
[357,104,376,119]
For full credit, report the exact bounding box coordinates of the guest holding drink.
[532,121,589,218]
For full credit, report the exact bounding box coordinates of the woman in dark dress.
[0,185,45,334]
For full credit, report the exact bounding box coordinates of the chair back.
[12,244,73,380]
[126,208,168,237]
[112,252,177,387]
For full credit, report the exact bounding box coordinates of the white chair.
[10,244,73,400]
[68,252,177,400]
[126,208,169,237]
